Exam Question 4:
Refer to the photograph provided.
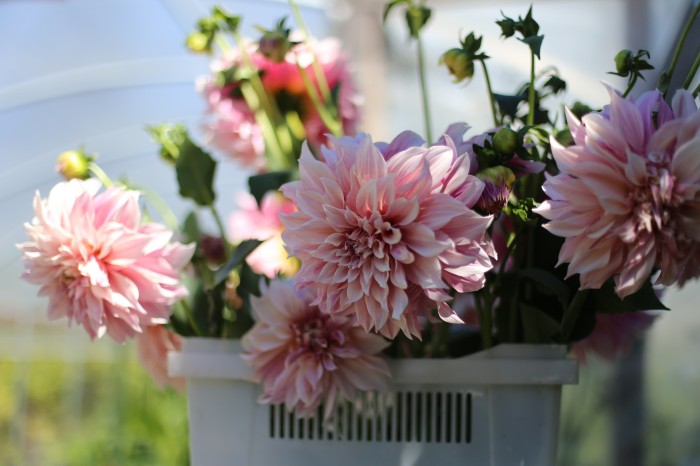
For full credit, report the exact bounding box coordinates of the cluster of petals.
[281,132,495,339]
[570,311,658,363]
[135,324,185,391]
[197,36,360,168]
[535,88,700,298]
[17,179,195,342]
[228,192,298,278]
[241,279,390,417]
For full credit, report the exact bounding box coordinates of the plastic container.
[168,338,578,466]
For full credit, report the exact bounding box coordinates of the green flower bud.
[186,31,212,54]
[614,49,633,76]
[439,48,474,82]
[55,149,92,180]
[492,128,519,156]
[477,166,516,188]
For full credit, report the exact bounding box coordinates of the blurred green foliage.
[0,348,189,466]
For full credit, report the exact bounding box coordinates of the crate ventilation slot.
[268,390,472,443]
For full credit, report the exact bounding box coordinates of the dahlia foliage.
[17,3,700,412]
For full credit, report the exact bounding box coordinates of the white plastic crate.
[168,338,578,466]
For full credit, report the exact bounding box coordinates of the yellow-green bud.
[439,48,474,83]
[614,49,633,76]
[492,128,518,156]
[56,150,92,180]
[186,31,211,54]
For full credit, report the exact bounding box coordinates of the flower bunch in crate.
[17,1,700,417]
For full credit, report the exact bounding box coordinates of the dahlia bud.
[476,166,515,216]
[199,235,226,265]
[258,31,291,63]
[439,48,474,82]
[492,127,518,156]
[614,49,633,76]
[186,31,212,54]
[55,149,93,180]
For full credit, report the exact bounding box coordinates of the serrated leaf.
[248,171,295,207]
[519,35,544,59]
[175,137,217,206]
[212,239,263,288]
[494,93,525,121]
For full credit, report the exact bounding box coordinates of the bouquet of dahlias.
[17,1,700,417]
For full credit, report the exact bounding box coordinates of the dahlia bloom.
[197,36,360,167]
[535,88,700,298]
[135,324,185,391]
[242,279,390,417]
[228,192,298,278]
[281,132,495,339]
[570,311,658,363]
[17,179,195,342]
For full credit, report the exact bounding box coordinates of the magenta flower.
[570,312,657,363]
[17,179,195,342]
[198,37,360,167]
[242,279,390,417]
[281,133,495,339]
[135,324,185,391]
[535,88,700,298]
[228,192,298,278]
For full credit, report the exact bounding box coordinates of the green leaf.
[493,93,525,121]
[248,170,295,207]
[516,268,571,311]
[382,0,410,23]
[212,239,263,288]
[519,303,561,343]
[519,35,544,59]
[175,136,217,206]
[590,279,668,314]
[181,211,201,243]
[190,282,226,337]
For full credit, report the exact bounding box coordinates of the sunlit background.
[1,0,699,464]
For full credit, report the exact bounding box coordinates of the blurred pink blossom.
[242,279,390,417]
[570,311,658,363]
[135,325,185,391]
[535,88,700,298]
[228,192,298,278]
[17,179,195,342]
[198,36,360,168]
[281,133,495,339]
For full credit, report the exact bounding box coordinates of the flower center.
[292,312,343,355]
[339,212,400,268]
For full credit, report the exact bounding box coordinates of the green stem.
[480,60,499,127]
[622,73,638,98]
[232,31,296,167]
[178,300,202,337]
[287,0,334,105]
[209,205,232,257]
[296,63,343,137]
[661,1,700,95]
[682,50,700,90]
[560,289,590,342]
[474,292,493,349]
[416,35,433,143]
[138,187,179,231]
[527,50,536,126]
[87,162,113,188]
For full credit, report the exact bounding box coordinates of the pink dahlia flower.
[535,88,700,298]
[17,179,195,342]
[281,133,495,339]
[135,324,185,391]
[570,311,658,363]
[228,192,298,278]
[198,36,360,168]
[242,279,390,417]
